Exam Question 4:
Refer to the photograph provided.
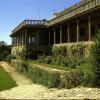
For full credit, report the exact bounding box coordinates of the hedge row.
[15,61,84,88]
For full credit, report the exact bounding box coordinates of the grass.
[29,60,72,71]
[0,66,17,91]
[28,60,93,73]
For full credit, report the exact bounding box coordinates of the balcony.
[12,19,47,34]
[48,0,100,26]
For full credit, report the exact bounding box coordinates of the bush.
[15,62,61,88]
[71,43,85,57]
[82,71,94,87]
[0,45,11,61]
[52,46,67,57]
[90,30,100,87]
[37,54,87,69]
[16,61,28,74]
[14,61,85,88]
[67,57,77,69]
[6,54,15,63]
[38,55,52,64]
[29,66,60,88]
[60,69,84,88]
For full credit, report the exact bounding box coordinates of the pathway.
[0,61,32,86]
[0,61,100,99]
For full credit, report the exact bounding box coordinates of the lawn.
[0,66,17,91]
[29,60,93,73]
[29,60,71,71]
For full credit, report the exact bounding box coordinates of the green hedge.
[15,61,84,88]
[37,44,87,68]
[28,66,60,88]
[52,46,67,57]
[60,70,84,88]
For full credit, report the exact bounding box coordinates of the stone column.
[19,35,21,45]
[17,36,19,46]
[25,29,27,45]
[54,29,56,44]
[22,32,24,45]
[15,37,16,46]
[12,37,14,46]
[17,37,18,46]
[11,37,13,46]
[15,36,18,46]
[88,16,91,41]
[60,26,62,44]
[67,24,70,43]
[49,30,51,45]
[37,29,39,45]
[77,20,79,42]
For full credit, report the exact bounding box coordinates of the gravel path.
[0,61,32,86]
[0,61,100,99]
[0,85,100,99]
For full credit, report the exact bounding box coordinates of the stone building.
[10,0,100,59]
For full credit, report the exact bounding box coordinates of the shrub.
[60,56,69,66]
[29,66,61,88]
[82,71,94,87]
[16,61,28,74]
[37,54,87,69]
[52,46,67,57]
[90,30,100,87]
[0,45,11,61]
[68,57,77,69]
[38,55,52,64]
[60,69,84,88]
[14,61,85,88]
[6,54,15,63]
[38,55,46,63]
[15,62,61,88]
[71,43,85,57]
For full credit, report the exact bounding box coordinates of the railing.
[12,20,47,33]
[48,0,100,26]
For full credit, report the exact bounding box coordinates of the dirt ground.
[0,61,32,85]
[0,61,100,99]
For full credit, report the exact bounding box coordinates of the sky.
[0,0,80,45]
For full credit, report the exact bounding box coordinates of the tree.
[0,41,7,46]
[0,41,11,61]
[91,30,100,86]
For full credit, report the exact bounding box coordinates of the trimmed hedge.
[15,61,84,88]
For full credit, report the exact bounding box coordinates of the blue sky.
[0,0,80,45]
